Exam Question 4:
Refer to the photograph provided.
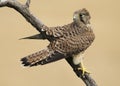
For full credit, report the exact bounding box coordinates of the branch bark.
[0,0,98,86]
[0,0,44,33]
[66,57,98,86]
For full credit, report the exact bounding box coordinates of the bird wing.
[21,23,94,67]
[41,23,72,38]
[52,31,95,55]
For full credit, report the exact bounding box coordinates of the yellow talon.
[78,62,90,76]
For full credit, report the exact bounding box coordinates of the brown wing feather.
[41,23,73,38]
[51,29,95,55]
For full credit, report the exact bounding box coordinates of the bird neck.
[73,20,85,28]
[72,20,93,33]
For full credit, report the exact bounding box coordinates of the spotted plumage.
[21,8,95,69]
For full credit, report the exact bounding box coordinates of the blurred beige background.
[0,0,120,86]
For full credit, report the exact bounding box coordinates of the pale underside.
[73,52,84,65]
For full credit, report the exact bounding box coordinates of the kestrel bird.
[21,8,95,75]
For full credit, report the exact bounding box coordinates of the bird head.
[73,8,91,25]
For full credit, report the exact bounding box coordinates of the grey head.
[73,8,91,25]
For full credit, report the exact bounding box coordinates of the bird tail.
[21,48,65,67]
[21,48,51,66]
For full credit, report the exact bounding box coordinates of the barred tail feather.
[21,48,51,66]
[21,48,65,67]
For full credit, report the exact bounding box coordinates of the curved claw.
[78,67,90,76]
[78,62,91,76]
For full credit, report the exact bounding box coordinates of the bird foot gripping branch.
[78,63,91,76]
[0,0,97,86]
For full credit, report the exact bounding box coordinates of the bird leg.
[66,57,98,86]
[78,57,90,76]
[73,52,90,76]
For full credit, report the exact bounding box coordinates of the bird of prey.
[21,8,95,75]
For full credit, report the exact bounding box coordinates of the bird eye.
[80,14,85,17]
[79,14,86,23]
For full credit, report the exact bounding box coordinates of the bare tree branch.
[0,0,44,33]
[0,0,97,86]
[66,57,98,86]
[74,69,98,86]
